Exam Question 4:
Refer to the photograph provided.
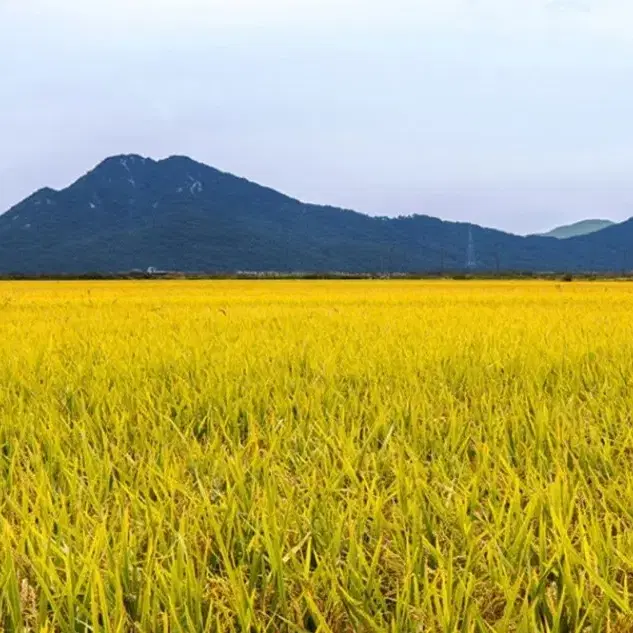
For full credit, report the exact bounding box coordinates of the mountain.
[0,154,631,274]
[537,219,615,239]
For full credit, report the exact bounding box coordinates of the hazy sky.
[2,0,633,234]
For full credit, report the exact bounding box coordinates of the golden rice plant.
[1,280,633,632]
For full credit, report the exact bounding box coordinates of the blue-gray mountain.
[536,219,615,240]
[0,154,630,274]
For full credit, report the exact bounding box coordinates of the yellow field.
[2,280,633,632]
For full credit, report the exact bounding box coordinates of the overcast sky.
[2,0,633,234]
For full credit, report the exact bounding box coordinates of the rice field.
[2,280,633,632]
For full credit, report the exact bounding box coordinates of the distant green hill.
[538,219,615,239]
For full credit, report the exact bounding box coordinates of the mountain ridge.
[1,154,631,274]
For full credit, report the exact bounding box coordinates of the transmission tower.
[466,227,476,270]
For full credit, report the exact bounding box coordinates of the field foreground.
[1,280,633,632]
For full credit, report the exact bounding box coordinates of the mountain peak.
[160,154,199,165]
[100,153,152,165]
[91,154,154,175]
[17,187,59,208]
[537,219,615,239]
[75,154,161,194]
[33,186,58,197]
